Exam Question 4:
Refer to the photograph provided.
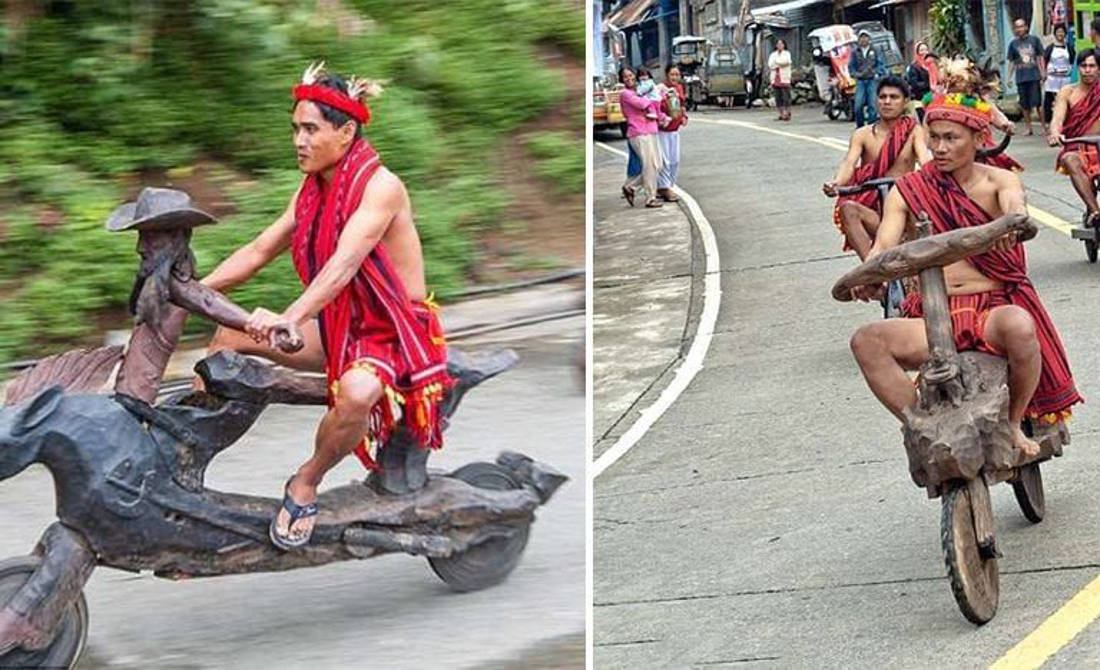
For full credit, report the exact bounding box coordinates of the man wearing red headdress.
[823,76,932,260]
[200,63,451,549]
[1049,49,1100,226]
[849,92,1082,459]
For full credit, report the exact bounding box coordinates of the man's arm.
[280,174,404,326]
[993,170,1028,253]
[201,190,299,292]
[851,187,909,301]
[912,124,933,164]
[1006,42,1017,81]
[1036,37,1047,82]
[823,129,865,195]
[1048,86,1072,143]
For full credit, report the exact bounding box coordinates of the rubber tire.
[826,103,842,121]
[1012,462,1046,523]
[619,122,628,139]
[1086,238,1098,264]
[942,482,999,625]
[428,462,531,593]
[0,556,88,669]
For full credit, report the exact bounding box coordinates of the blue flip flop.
[269,476,318,551]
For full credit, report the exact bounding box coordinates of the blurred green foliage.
[524,129,584,194]
[0,0,582,366]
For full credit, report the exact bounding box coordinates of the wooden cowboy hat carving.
[106,187,217,232]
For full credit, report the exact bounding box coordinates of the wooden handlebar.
[831,213,1037,302]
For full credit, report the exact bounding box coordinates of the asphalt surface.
[594,106,1100,668]
[0,312,584,669]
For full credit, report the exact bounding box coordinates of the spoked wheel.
[1012,462,1046,523]
[0,556,88,669]
[942,481,999,624]
[428,462,531,593]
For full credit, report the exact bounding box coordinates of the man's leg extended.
[1059,153,1100,217]
[273,365,384,543]
[838,202,880,260]
[982,305,1042,457]
[193,321,326,392]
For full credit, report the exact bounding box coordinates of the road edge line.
[592,142,721,479]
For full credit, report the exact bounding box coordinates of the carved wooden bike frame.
[0,211,568,668]
[833,212,1068,625]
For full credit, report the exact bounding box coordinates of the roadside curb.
[592,142,722,476]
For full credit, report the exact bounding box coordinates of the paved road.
[1,317,584,669]
[594,107,1100,668]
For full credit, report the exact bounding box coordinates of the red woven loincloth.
[292,138,452,470]
[1056,143,1100,179]
[900,290,1008,357]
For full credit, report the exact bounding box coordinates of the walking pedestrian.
[1007,17,1047,136]
[619,67,665,208]
[850,31,881,127]
[657,66,687,201]
[1043,23,1075,129]
[768,39,793,121]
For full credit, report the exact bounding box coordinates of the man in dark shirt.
[850,31,881,128]
[1008,17,1047,136]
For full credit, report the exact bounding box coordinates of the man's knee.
[333,367,383,420]
[991,306,1038,353]
[1061,153,1084,174]
[850,324,884,364]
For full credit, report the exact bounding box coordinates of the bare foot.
[1013,426,1041,462]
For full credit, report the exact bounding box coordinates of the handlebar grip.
[271,323,304,354]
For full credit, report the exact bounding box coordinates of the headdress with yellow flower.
[921,92,992,132]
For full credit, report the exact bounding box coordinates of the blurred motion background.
[0,0,584,369]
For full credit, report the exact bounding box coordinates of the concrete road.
[1,316,584,669]
[594,107,1100,668]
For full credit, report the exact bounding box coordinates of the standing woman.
[768,39,793,121]
[1043,23,1075,131]
[905,41,939,121]
[657,66,687,201]
[619,67,665,208]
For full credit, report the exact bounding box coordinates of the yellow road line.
[1027,205,1074,237]
[990,574,1100,669]
[692,116,1075,237]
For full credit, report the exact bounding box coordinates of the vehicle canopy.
[672,35,708,47]
[808,25,856,53]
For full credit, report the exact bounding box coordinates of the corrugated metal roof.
[604,0,659,30]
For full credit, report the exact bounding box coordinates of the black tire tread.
[428,462,531,593]
[0,555,88,669]
[941,483,999,625]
